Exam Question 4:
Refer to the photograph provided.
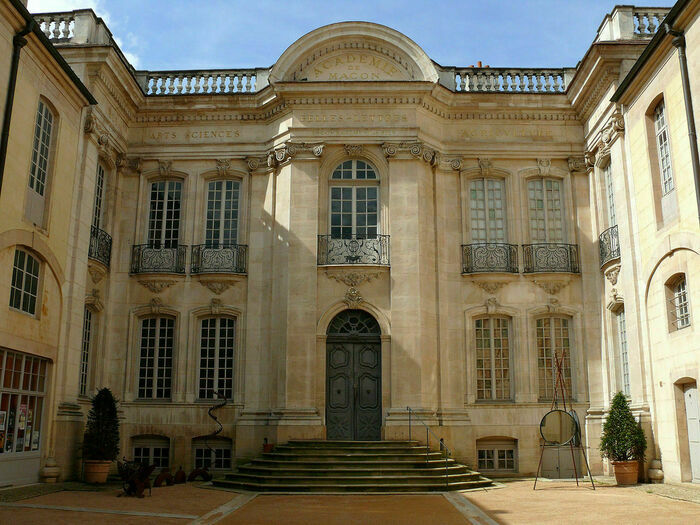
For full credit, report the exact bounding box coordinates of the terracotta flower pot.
[84,460,112,483]
[612,460,639,485]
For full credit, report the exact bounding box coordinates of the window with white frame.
[138,317,174,399]
[205,180,240,247]
[9,249,40,316]
[26,100,54,226]
[133,436,169,468]
[667,275,691,330]
[147,180,182,248]
[92,163,105,230]
[329,160,379,239]
[536,317,572,400]
[617,309,630,397]
[476,438,517,473]
[475,317,511,400]
[79,307,92,396]
[193,438,232,470]
[0,349,48,456]
[654,101,674,195]
[603,162,616,226]
[199,317,235,400]
[528,178,564,243]
[470,178,506,242]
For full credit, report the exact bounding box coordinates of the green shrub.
[600,391,647,462]
[82,388,120,461]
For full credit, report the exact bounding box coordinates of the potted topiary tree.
[600,391,647,485]
[82,388,120,483]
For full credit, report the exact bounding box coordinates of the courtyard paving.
[0,478,699,524]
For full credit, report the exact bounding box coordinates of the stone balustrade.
[634,9,670,36]
[35,12,75,40]
[135,70,263,95]
[453,68,574,93]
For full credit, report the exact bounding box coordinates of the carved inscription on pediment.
[302,51,410,81]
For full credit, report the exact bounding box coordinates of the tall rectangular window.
[470,179,506,242]
[199,317,235,399]
[10,249,40,315]
[26,101,54,226]
[537,317,572,400]
[79,308,92,396]
[147,181,181,248]
[603,163,616,226]
[528,178,564,242]
[617,309,630,397]
[205,180,240,247]
[475,318,511,400]
[329,160,379,239]
[654,101,674,195]
[138,317,174,399]
[92,164,105,229]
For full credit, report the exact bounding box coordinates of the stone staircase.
[213,440,493,492]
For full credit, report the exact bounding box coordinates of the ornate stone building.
[0,0,698,485]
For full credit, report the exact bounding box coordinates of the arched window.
[205,179,240,247]
[147,180,182,248]
[138,316,175,399]
[198,317,235,400]
[536,316,572,400]
[26,100,55,226]
[469,178,506,242]
[9,249,40,316]
[475,317,511,401]
[528,178,565,242]
[327,309,381,336]
[329,160,379,239]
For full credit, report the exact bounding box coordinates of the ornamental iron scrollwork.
[598,225,620,268]
[318,235,390,266]
[191,244,248,274]
[522,243,580,273]
[88,225,112,268]
[327,309,381,336]
[130,244,187,274]
[462,243,518,274]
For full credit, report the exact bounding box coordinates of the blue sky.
[27,1,673,70]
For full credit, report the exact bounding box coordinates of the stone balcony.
[595,6,670,42]
[318,235,390,266]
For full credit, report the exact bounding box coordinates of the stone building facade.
[0,0,698,485]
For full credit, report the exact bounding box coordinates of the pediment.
[269,22,439,84]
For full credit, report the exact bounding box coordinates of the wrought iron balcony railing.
[599,225,620,268]
[462,243,518,274]
[191,244,248,274]
[523,243,580,273]
[88,225,112,268]
[318,235,390,266]
[130,244,187,274]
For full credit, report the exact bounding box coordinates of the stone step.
[249,458,459,469]
[237,465,471,476]
[286,440,420,447]
[273,445,431,454]
[212,479,493,492]
[260,451,448,462]
[226,473,483,485]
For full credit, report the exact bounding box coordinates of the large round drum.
[539,409,578,445]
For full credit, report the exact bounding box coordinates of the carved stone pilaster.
[568,156,587,172]
[382,142,438,166]
[116,154,142,175]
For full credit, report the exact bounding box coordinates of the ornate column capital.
[567,156,587,173]
[382,142,438,166]
[116,153,142,175]
[438,156,462,171]
[266,141,325,168]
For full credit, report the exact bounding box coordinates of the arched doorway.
[326,310,382,440]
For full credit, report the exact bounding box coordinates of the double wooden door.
[326,340,381,441]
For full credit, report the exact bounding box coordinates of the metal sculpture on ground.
[533,351,595,490]
[117,459,156,497]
